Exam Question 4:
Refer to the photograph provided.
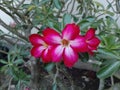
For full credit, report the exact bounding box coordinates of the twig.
[0,36,15,45]
[8,77,13,90]
[0,5,20,24]
[106,0,118,13]
[16,0,25,8]
[111,76,114,86]
[0,19,28,41]
[53,63,59,85]
[70,0,75,14]
[0,50,8,54]
[56,1,66,17]
[59,68,74,90]
[62,0,72,12]
[0,34,28,43]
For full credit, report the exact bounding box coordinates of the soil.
[66,68,99,90]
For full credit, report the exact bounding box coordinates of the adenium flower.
[29,23,101,67]
[85,28,101,55]
[43,23,88,67]
[29,34,52,63]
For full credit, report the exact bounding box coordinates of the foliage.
[0,0,120,90]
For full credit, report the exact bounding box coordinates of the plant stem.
[8,77,13,90]
[111,76,114,86]
[0,50,8,54]
[53,63,59,85]
[98,79,105,90]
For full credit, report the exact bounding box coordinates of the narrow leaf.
[97,61,120,79]
[53,0,61,9]
[0,59,7,64]
[98,49,120,60]
[63,13,72,25]
[14,59,24,65]
[45,63,55,72]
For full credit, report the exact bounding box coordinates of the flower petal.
[43,28,62,45]
[52,45,64,62]
[87,37,101,47]
[63,47,78,67]
[62,23,80,40]
[31,46,45,58]
[88,45,97,50]
[85,28,95,40]
[29,34,44,46]
[70,36,88,52]
[42,49,51,63]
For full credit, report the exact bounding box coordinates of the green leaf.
[78,20,91,30]
[0,65,8,72]
[105,11,114,16]
[94,1,104,9]
[28,5,36,11]
[106,4,112,10]
[111,44,120,50]
[63,13,72,26]
[59,21,64,30]
[14,59,24,65]
[72,15,79,22]
[53,0,61,9]
[98,49,120,60]
[33,0,39,4]
[86,16,95,22]
[47,21,54,28]
[97,61,120,79]
[39,0,50,6]
[45,63,55,72]
[16,81,21,90]
[79,53,89,62]
[0,59,7,64]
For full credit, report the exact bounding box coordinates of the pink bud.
[9,22,16,28]
[24,87,30,90]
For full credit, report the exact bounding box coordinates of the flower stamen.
[61,39,69,46]
[43,42,48,48]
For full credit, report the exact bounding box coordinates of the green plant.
[0,0,120,90]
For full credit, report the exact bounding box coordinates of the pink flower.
[43,23,88,67]
[85,28,101,55]
[29,34,52,63]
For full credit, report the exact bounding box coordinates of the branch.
[0,49,8,54]
[16,0,25,8]
[0,2,26,23]
[106,0,118,13]
[0,19,28,41]
[0,5,20,24]
[56,1,66,17]
[69,0,75,14]
[0,34,27,44]
[62,0,72,12]
[53,63,59,85]
[0,36,15,45]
